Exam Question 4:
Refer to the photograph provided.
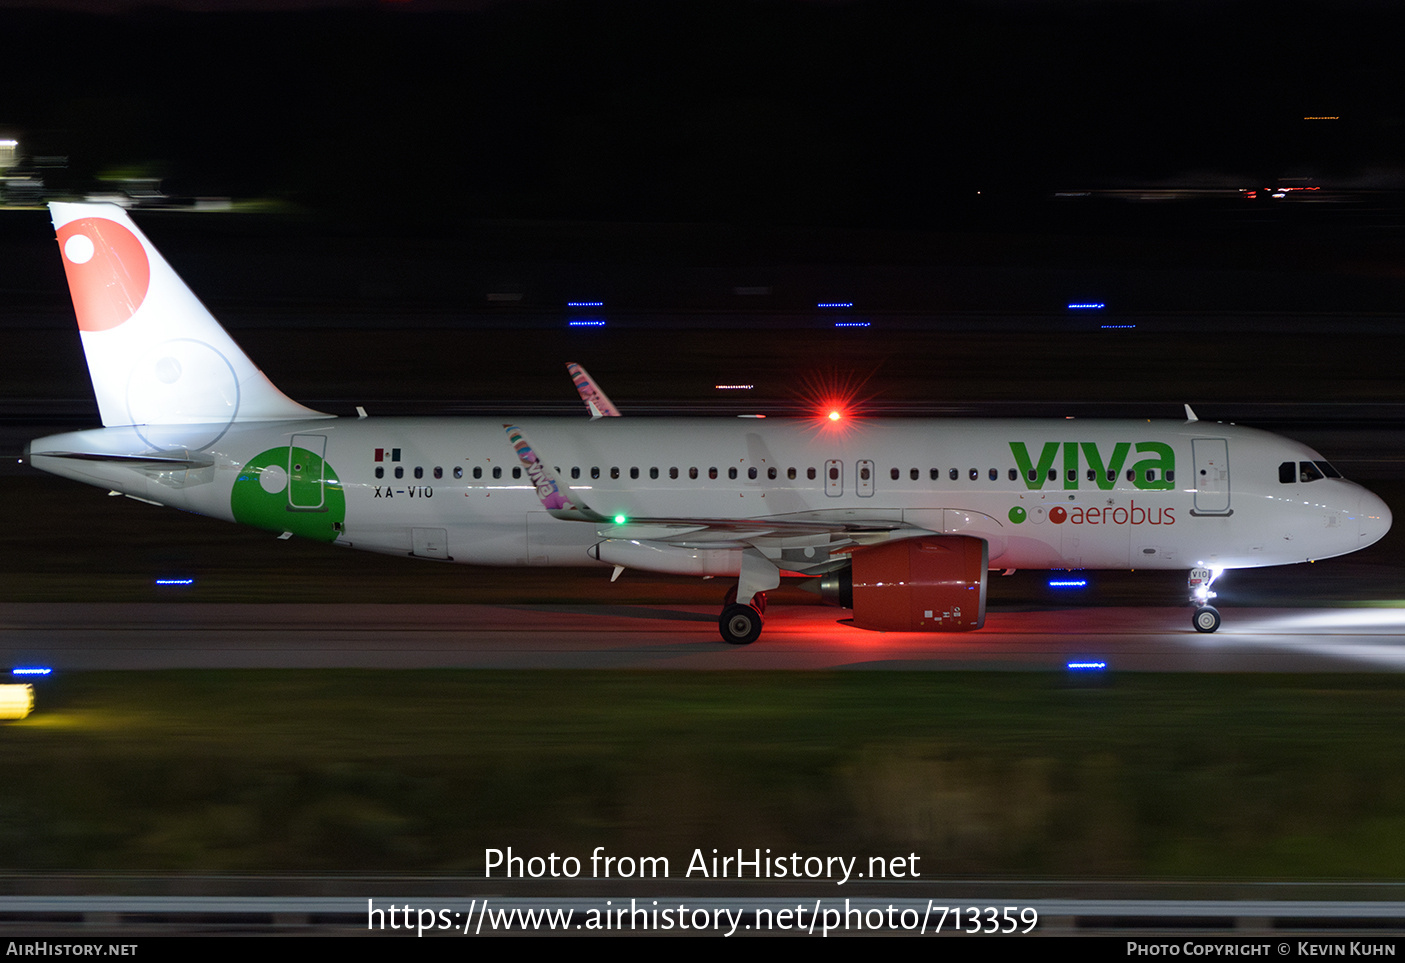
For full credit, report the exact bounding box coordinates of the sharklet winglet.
[503,423,607,522]
[566,362,621,418]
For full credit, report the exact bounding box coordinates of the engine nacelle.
[826,535,988,631]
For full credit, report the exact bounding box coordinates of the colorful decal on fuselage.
[1009,441,1175,491]
[1007,502,1175,526]
[230,445,346,542]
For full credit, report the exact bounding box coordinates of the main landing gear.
[1188,566,1222,634]
[719,586,767,645]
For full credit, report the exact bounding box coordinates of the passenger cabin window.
[395,467,404,479]
[770,468,779,480]
[709,467,719,480]
[949,468,958,481]
[889,468,899,481]
[930,469,939,481]
[910,468,919,481]
[434,467,443,479]
[650,467,659,480]
[492,467,501,479]
[630,467,639,480]
[786,468,794,480]
[829,466,839,481]
[414,467,423,479]
[473,467,482,479]
[591,467,600,479]
[670,467,679,479]
[689,468,698,480]
[988,468,998,481]
[610,467,619,480]
[728,467,737,480]
[808,468,817,480]
[749,467,759,480]
[453,467,462,479]
[375,467,384,479]
[969,468,978,481]
[1009,469,1018,481]
[512,467,521,479]
[571,467,580,479]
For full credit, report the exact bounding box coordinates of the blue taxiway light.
[12,667,52,677]
[834,322,871,328]
[1067,661,1107,671]
[817,302,854,308]
[155,578,194,586]
[566,301,604,307]
[1100,324,1136,329]
[1068,302,1105,309]
[568,320,606,327]
[1048,579,1087,588]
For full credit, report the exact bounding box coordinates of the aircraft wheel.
[719,603,764,645]
[1192,605,1221,634]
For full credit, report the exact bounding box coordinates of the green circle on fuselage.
[1008,506,1027,524]
[231,445,345,542]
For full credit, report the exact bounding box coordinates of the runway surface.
[5,602,1405,672]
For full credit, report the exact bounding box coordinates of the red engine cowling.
[849,535,988,631]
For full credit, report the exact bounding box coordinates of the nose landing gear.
[1188,566,1223,633]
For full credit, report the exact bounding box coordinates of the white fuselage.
[27,416,1391,576]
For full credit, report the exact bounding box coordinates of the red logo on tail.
[56,217,151,331]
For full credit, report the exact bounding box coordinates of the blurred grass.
[4,671,1405,879]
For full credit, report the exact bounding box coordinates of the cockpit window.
[1279,461,1296,484]
[1315,461,1342,479]
[1299,461,1325,483]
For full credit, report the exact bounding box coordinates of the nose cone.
[1359,488,1393,549]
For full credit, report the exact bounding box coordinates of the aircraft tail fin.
[48,202,327,429]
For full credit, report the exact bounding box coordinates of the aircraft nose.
[1358,488,1392,548]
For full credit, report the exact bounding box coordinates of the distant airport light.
[817,302,853,308]
[1067,303,1105,310]
[715,384,754,390]
[1100,324,1136,329]
[155,578,194,586]
[566,301,604,307]
[1303,116,1339,120]
[834,322,871,328]
[11,667,52,677]
[828,410,842,422]
[1066,661,1107,672]
[568,320,606,327]
[1049,579,1088,588]
[0,685,34,721]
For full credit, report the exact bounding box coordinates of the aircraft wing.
[503,423,915,549]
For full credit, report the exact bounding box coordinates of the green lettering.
[1080,442,1130,490]
[1009,442,1059,490]
[1132,442,1175,491]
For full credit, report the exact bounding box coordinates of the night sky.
[5,0,1405,230]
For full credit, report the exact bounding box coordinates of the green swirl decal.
[230,445,345,542]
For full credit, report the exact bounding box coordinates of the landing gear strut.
[1188,567,1222,633]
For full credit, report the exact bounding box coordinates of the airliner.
[24,203,1393,644]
